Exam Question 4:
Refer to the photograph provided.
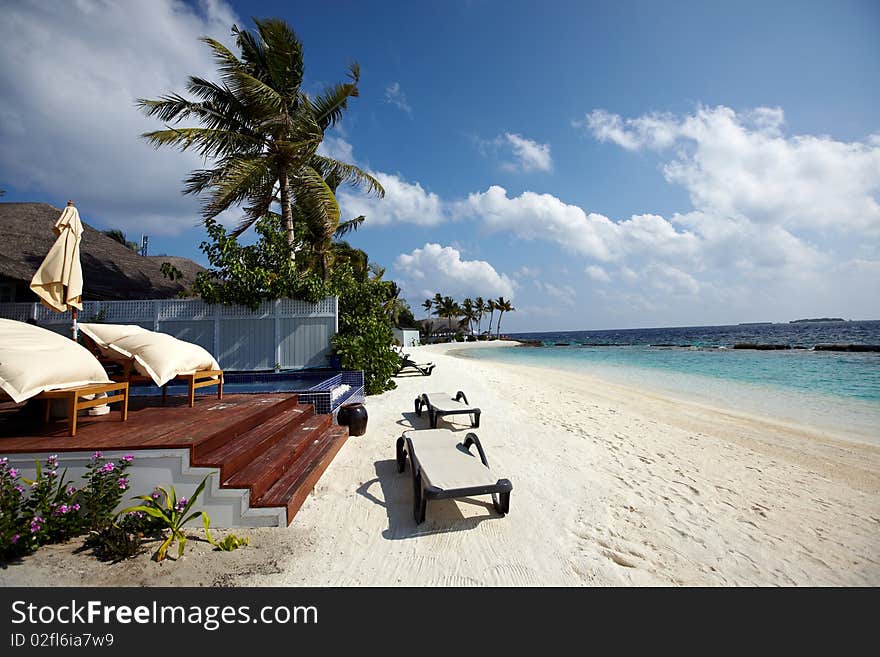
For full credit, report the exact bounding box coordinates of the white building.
[392,327,420,347]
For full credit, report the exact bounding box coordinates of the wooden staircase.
[190,395,348,525]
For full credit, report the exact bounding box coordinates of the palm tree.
[137,18,382,264]
[422,298,433,319]
[474,296,485,335]
[494,297,514,338]
[436,296,460,332]
[485,299,497,338]
[460,298,477,335]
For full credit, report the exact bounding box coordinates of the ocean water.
[457,321,880,444]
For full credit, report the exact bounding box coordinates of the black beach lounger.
[396,428,512,524]
[396,356,435,376]
[414,390,480,428]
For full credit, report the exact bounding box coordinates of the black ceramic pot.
[337,402,368,436]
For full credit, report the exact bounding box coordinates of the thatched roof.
[0,202,204,301]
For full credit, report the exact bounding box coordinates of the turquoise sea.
[455,322,880,444]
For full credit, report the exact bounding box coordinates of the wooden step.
[191,394,301,458]
[192,404,314,480]
[253,424,349,524]
[224,413,333,501]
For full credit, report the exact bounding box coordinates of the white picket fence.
[0,297,338,371]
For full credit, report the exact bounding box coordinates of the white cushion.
[106,331,220,387]
[424,392,474,413]
[404,429,498,491]
[78,323,150,359]
[0,318,111,403]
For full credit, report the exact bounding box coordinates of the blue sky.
[1,0,878,331]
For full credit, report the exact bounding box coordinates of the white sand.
[3,340,878,586]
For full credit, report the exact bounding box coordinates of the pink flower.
[117,477,129,490]
[29,516,43,533]
[92,451,103,460]
[175,497,188,511]
[122,454,133,463]
[11,534,19,544]
[72,503,81,511]
[151,490,161,500]
[8,468,18,478]
[100,462,115,473]
[14,485,24,494]
[66,485,76,495]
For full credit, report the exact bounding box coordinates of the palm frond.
[334,215,364,238]
[310,62,360,130]
[310,155,384,196]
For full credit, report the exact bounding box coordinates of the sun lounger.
[0,318,130,436]
[36,381,129,436]
[396,355,435,376]
[79,323,223,407]
[396,428,512,524]
[414,390,480,428]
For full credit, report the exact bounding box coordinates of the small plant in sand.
[211,533,250,552]
[121,475,212,562]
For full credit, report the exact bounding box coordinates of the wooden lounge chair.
[396,428,512,524]
[414,390,480,428]
[36,381,129,436]
[79,323,223,408]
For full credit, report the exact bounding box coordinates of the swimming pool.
[128,370,365,415]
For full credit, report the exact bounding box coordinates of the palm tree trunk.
[279,169,295,263]
[496,312,504,338]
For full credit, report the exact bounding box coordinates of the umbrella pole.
[72,307,78,341]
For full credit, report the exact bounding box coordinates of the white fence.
[0,297,338,371]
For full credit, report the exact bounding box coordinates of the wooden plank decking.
[0,393,348,525]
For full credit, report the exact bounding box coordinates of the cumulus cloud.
[339,171,446,226]
[384,82,412,114]
[579,105,880,232]
[0,0,239,235]
[394,243,515,300]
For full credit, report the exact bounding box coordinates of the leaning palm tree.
[460,298,477,335]
[137,18,382,264]
[474,296,485,335]
[485,299,497,338]
[494,297,514,338]
[422,298,433,319]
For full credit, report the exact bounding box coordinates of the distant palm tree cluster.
[421,294,514,340]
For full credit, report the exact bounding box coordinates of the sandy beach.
[2,340,878,587]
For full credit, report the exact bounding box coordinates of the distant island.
[738,322,773,326]
[790,317,846,323]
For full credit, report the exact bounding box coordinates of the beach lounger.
[79,323,223,407]
[396,354,435,376]
[396,428,512,524]
[0,318,130,436]
[414,390,480,428]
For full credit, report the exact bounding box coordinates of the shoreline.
[2,339,878,586]
[445,340,880,447]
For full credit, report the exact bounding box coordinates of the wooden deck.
[0,393,348,525]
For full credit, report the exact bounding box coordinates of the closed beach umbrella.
[29,200,84,339]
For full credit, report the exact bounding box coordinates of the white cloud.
[503,133,553,172]
[579,105,880,232]
[339,171,446,225]
[585,265,611,283]
[317,135,355,163]
[0,0,239,235]
[394,243,515,301]
[384,82,412,114]
[474,133,553,173]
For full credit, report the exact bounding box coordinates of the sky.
[1,0,879,332]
